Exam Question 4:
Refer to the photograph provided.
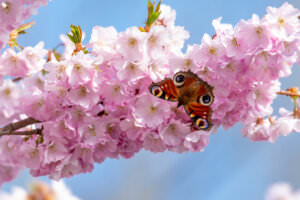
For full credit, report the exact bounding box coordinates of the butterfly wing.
[149,79,179,101]
[184,102,213,130]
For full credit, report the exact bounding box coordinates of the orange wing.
[184,102,213,130]
[149,79,179,101]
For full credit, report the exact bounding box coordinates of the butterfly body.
[149,70,214,130]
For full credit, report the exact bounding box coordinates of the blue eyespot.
[198,94,212,105]
[176,75,185,83]
[174,73,185,87]
[202,95,211,104]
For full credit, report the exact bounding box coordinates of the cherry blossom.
[0,1,299,187]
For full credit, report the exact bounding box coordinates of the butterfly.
[149,70,214,130]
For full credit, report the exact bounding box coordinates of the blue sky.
[2,0,300,200]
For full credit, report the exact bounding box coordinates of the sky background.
[2,0,300,199]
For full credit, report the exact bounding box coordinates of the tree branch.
[0,117,40,132]
[0,129,42,137]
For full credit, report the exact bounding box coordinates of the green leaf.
[155,0,161,13]
[148,11,160,25]
[144,0,162,29]
[148,0,154,18]
[67,33,76,44]
[68,25,83,44]
[15,21,35,33]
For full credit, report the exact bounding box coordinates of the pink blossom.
[242,119,272,142]
[159,119,190,146]
[158,5,176,27]
[265,2,300,39]
[133,94,171,128]
[0,79,20,118]
[116,60,146,82]
[0,48,29,77]
[117,27,146,61]
[88,26,118,59]
[20,42,47,73]
[184,131,210,152]
[0,2,299,186]
[143,132,166,153]
[193,33,227,67]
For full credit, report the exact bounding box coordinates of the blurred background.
[2,0,300,199]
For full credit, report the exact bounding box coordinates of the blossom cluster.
[0,2,299,186]
[0,181,80,200]
[265,182,300,200]
[0,0,51,50]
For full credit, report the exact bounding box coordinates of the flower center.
[184,59,192,69]
[74,64,82,73]
[209,46,217,55]
[128,38,137,48]
[150,105,158,113]
[79,86,87,97]
[113,85,120,93]
[232,37,239,47]
[88,124,96,136]
[148,35,157,46]
[129,63,137,74]
[255,26,263,39]
[278,17,285,27]
[3,88,11,97]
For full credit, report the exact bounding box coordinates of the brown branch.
[0,129,42,137]
[0,117,40,132]
[12,77,23,82]
[277,91,300,97]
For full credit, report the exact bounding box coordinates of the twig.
[12,77,22,82]
[0,129,42,137]
[0,117,40,132]
[277,91,300,97]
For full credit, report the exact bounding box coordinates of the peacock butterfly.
[149,70,214,130]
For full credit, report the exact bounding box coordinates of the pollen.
[128,63,137,74]
[209,46,217,55]
[74,63,83,73]
[88,124,96,136]
[232,37,239,47]
[79,86,87,97]
[150,105,158,113]
[113,85,120,93]
[168,124,177,136]
[57,64,66,74]
[184,59,192,69]
[49,144,57,153]
[36,78,44,88]
[255,26,264,39]
[128,38,137,48]
[106,123,114,135]
[278,17,285,27]
[3,87,11,97]
[148,35,157,46]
